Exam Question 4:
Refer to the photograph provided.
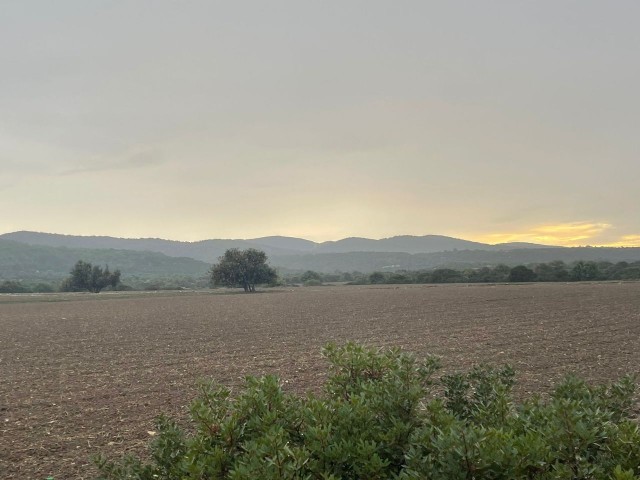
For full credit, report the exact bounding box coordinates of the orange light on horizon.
[470,222,615,247]
[600,235,640,248]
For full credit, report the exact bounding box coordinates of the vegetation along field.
[1,282,640,479]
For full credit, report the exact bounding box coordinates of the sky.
[1,1,639,246]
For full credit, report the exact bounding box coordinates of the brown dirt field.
[1,282,640,479]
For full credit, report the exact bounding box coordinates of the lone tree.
[61,260,121,293]
[210,248,277,293]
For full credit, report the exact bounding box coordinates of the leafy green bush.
[301,270,323,283]
[0,280,57,293]
[0,280,31,293]
[31,282,56,293]
[95,343,640,480]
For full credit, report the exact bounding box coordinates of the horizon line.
[1,229,640,249]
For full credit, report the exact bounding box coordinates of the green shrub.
[95,343,640,480]
[369,272,386,284]
[31,282,56,293]
[0,280,31,293]
[301,270,323,283]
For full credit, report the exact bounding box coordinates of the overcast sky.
[1,1,638,245]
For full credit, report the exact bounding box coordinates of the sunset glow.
[473,222,617,247]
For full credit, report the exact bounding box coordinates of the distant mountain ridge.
[313,235,491,254]
[0,231,554,262]
[0,231,307,262]
[1,232,639,280]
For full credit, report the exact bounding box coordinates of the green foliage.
[300,270,324,286]
[321,259,640,286]
[369,272,386,284]
[571,261,601,281]
[286,270,350,285]
[210,248,277,293]
[508,265,537,282]
[534,260,570,282]
[96,343,640,480]
[431,268,464,283]
[0,239,210,283]
[60,260,121,293]
[463,265,510,283]
[0,280,31,293]
[118,274,210,291]
[32,282,55,292]
[387,273,411,284]
[0,280,57,293]
[300,270,322,283]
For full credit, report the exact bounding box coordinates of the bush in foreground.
[95,343,640,479]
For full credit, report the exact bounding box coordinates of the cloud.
[602,235,640,247]
[476,222,612,246]
[61,147,165,175]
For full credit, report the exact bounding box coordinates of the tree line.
[2,253,640,294]
[287,260,640,286]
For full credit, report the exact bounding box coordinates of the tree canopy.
[210,248,277,293]
[300,270,322,283]
[61,260,121,293]
[508,265,537,282]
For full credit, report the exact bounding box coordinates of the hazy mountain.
[0,239,210,282]
[0,231,306,262]
[0,231,554,261]
[314,235,490,254]
[271,252,415,273]
[2,233,639,281]
[249,236,317,252]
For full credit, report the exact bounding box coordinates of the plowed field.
[2,282,639,479]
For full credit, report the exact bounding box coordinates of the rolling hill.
[312,235,491,254]
[2,231,639,279]
[0,231,550,261]
[0,239,210,282]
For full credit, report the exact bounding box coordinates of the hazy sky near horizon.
[2,1,639,245]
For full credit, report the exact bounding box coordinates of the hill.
[0,231,310,262]
[0,231,551,260]
[3,231,639,278]
[313,235,491,254]
[0,239,211,282]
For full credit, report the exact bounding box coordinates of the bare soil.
[1,283,639,479]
